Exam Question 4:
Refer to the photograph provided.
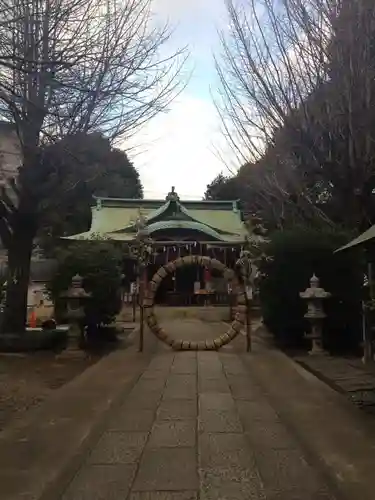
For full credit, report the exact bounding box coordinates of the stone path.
[59,319,337,500]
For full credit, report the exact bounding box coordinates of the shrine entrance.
[144,255,247,350]
[148,257,228,306]
[67,186,251,346]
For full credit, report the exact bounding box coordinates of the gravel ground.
[0,351,102,433]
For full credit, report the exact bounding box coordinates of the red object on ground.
[29,310,37,328]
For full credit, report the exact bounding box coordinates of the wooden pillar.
[139,266,147,352]
[132,292,136,322]
[363,261,374,363]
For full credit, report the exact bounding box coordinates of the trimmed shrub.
[48,241,123,333]
[259,228,363,353]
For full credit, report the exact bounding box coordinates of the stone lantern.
[300,274,331,355]
[60,274,92,348]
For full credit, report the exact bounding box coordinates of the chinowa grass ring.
[144,255,247,351]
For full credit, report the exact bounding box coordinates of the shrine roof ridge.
[92,195,241,211]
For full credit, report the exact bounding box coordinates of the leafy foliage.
[204,173,244,202]
[39,132,143,251]
[48,241,123,327]
[258,228,363,353]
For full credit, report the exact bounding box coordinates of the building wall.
[0,123,21,256]
[0,123,21,185]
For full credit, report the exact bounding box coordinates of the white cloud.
[124,0,236,200]
[152,0,226,23]
[128,93,229,199]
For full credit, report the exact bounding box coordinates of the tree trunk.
[1,226,35,334]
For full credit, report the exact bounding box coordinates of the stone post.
[300,274,331,355]
[130,210,153,352]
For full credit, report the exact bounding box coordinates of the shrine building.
[67,187,249,305]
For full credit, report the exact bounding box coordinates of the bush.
[259,227,363,353]
[48,241,123,332]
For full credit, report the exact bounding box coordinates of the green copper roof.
[134,220,241,241]
[111,198,242,236]
[66,189,248,243]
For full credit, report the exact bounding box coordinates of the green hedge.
[259,228,363,353]
[48,241,123,328]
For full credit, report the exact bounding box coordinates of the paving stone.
[197,355,222,376]
[171,360,197,374]
[0,319,342,500]
[199,393,235,411]
[221,344,235,352]
[199,466,264,500]
[197,360,223,370]
[219,353,237,361]
[200,480,265,500]
[166,374,197,387]
[88,432,148,464]
[264,488,335,500]
[197,353,221,363]
[197,359,222,369]
[199,377,230,394]
[197,352,220,362]
[198,372,224,381]
[199,432,254,468]
[135,379,167,393]
[236,400,280,424]
[148,421,196,447]
[198,368,224,379]
[62,464,136,500]
[148,357,174,372]
[129,493,198,500]
[133,448,198,491]
[226,375,262,390]
[163,375,197,399]
[176,351,196,358]
[198,359,223,374]
[157,400,197,420]
[221,362,248,376]
[227,377,264,400]
[246,421,297,450]
[199,461,261,483]
[255,449,323,492]
[108,409,155,431]
[199,409,243,433]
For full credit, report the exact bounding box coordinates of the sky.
[128,0,233,200]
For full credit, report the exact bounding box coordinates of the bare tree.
[215,0,375,230]
[0,0,187,333]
